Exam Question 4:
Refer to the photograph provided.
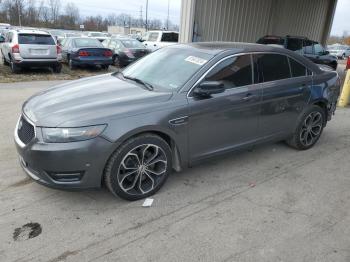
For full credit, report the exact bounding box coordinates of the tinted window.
[257,36,285,45]
[205,55,252,88]
[303,40,314,55]
[314,43,325,55]
[289,58,307,77]
[287,38,303,54]
[161,33,178,42]
[18,34,55,45]
[256,54,291,82]
[73,38,103,47]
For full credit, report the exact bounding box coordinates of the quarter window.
[289,58,307,77]
[287,38,303,54]
[314,43,325,55]
[205,55,253,89]
[303,40,314,55]
[256,54,291,82]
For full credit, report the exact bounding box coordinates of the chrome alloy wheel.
[117,144,167,195]
[299,111,323,147]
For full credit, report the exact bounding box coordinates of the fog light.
[47,172,84,182]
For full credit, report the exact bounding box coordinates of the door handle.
[242,93,255,101]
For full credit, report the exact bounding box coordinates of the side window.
[289,58,307,77]
[148,33,159,41]
[303,40,314,55]
[287,38,303,54]
[314,43,325,55]
[161,33,178,42]
[205,55,253,89]
[256,54,291,82]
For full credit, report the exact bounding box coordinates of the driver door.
[187,54,262,162]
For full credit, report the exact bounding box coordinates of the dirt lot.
[1,81,350,262]
[0,52,118,83]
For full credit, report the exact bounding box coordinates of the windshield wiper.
[122,73,154,91]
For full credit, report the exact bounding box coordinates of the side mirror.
[0,36,5,43]
[193,81,225,97]
[324,50,330,55]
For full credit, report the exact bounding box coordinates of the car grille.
[17,116,35,145]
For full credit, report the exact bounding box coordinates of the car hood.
[23,73,173,127]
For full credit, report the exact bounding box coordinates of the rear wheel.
[2,52,9,66]
[10,59,20,74]
[286,105,325,150]
[104,134,172,200]
[52,64,62,73]
[101,65,109,70]
[68,57,75,70]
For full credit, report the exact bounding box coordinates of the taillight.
[124,49,134,58]
[56,45,61,54]
[103,50,113,57]
[346,56,350,70]
[12,44,20,53]
[79,51,89,57]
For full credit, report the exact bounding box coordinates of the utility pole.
[166,0,170,30]
[16,0,22,27]
[139,6,143,28]
[145,0,148,31]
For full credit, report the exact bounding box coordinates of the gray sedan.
[15,43,340,200]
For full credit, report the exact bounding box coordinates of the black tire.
[68,57,75,70]
[52,64,62,73]
[2,52,9,66]
[113,55,120,67]
[286,105,325,150]
[101,65,109,70]
[104,134,172,200]
[10,60,20,74]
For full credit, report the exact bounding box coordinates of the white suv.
[142,31,178,52]
[0,29,62,73]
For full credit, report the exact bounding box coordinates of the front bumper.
[14,116,116,190]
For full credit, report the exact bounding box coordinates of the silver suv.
[0,29,62,73]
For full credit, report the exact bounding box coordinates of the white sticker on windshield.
[185,56,207,65]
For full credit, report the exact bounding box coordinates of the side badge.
[169,116,189,126]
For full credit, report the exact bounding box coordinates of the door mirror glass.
[193,81,225,97]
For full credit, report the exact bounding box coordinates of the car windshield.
[90,32,104,37]
[74,38,103,47]
[120,39,145,48]
[122,47,213,91]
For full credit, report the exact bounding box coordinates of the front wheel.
[10,60,20,73]
[104,134,172,200]
[286,105,325,150]
[52,64,62,73]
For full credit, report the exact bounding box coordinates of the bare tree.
[47,0,60,23]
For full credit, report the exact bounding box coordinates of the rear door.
[18,34,57,59]
[188,54,262,161]
[255,53,312,136]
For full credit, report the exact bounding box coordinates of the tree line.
[0,0,179,32]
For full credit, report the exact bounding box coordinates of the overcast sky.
[62,0,346,36]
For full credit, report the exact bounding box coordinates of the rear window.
[18,34,55,45]
[257,36,285,45]
[120,39,145,48]
[73,38,103,47]
[161,33,178,42]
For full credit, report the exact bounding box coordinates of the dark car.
[15,43,340,200]
[257,35,338,70]
[102,37,150,67]
[60,37,113,69]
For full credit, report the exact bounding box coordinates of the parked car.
[327,44,350,60]
[14,43,340,200]
[60,37,113,69]
[1,29,62,73]
[142,30,178,51]
[102,37,150,67]
[87,32,109,42]
[257,35,338,70]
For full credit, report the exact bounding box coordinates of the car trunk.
[18,34,57,59]
[77,48,111,57]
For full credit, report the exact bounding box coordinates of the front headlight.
[41,125,107,143]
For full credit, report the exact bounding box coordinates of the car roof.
[13,29,50,35]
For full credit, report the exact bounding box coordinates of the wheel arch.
[311,99,328,125]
